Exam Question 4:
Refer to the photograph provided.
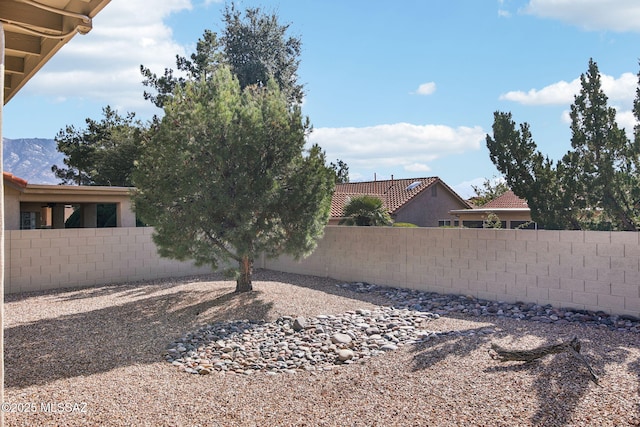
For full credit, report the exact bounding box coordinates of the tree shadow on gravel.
[4,283,272,389]
[629,355,640,425]
[255,269,402,307]
[6,274,225,304]
[523,337,640,427]
[409,327,495,372]
[409,323,640,427]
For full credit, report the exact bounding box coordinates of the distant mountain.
[3,138,63,185]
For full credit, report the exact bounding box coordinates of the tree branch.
[489,337,599,385]
[204,230,240,263]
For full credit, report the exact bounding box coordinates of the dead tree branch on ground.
[488,336,599,385]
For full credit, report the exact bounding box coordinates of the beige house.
[450,190,536,229]
[3,172,135,230]
[331,177,472,227]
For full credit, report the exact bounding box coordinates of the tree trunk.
[235,255,253,293]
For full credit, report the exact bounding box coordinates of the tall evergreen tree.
[222,5,303,104]
[52,106,144,186]
[564,59,640,230]
[330,159,350,183]
[140,5,349,176]
[486,59,640,230]
[141,5,302,108]
[487,112,579,229]
[132,67,334,292]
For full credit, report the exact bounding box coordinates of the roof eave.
[450,207,531,214]
[21,183,133,197]
[2,0,112,103]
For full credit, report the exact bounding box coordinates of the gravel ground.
[4,270,639,427]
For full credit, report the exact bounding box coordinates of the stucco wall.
[4,186,22,231]
[394,182,465,226]
[5,227,211,294]
[264,226,640,317]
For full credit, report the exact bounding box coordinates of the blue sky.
[4,0,640,197]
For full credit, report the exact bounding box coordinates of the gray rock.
[169,281,638,376]
[337,349,355,361]
[331,333,353,345]
[380,344,398,351]
[292,316,307,331]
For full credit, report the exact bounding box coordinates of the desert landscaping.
[3,270,639,426]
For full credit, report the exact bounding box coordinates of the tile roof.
[481,190,529,209]
[331,177,439,217]
[3,172,28,188]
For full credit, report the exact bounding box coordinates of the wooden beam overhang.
[0,0,111,103]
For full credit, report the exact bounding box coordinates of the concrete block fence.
[5,225,640,317]
[263,226,640,317]
[5,227,210,294]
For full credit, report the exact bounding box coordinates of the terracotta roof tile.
[3,172,28,188]
[331,177,438,217]
[481,190,528,209]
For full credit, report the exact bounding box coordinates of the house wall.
[454,210,532,229]
[5,186,21,230]
[394,182,467,227]
[263,226,640,317]
[4,184,137,230]
[5,227,211,294]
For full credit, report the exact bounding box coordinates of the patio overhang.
[1,0,111,104]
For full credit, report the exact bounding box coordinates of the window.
[438,219,459,227]
[64,203,118,228]
[462,220,484,228]
[20,212,37,230]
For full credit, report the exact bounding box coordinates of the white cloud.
[523,0,640,32]
[22,0,192,116]
[500,79,579,105]
[309,123,485,176]
[414,82,436,96]
[404,163,431,172]
[452,176,507,200]
[500,72,636,106]
[452,177,486,199]
[615,109,637,134]
[503,70,639,135]
[600,72,637,101]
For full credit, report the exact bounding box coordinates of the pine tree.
[52,106,144,186]
[132,67,334,292]
[141,5,302,108]
[563,59,640,230]
[486,59,640,230]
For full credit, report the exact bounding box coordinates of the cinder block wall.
[5,227,211,294]
[7,226,640,317]
[264,226,640,317]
